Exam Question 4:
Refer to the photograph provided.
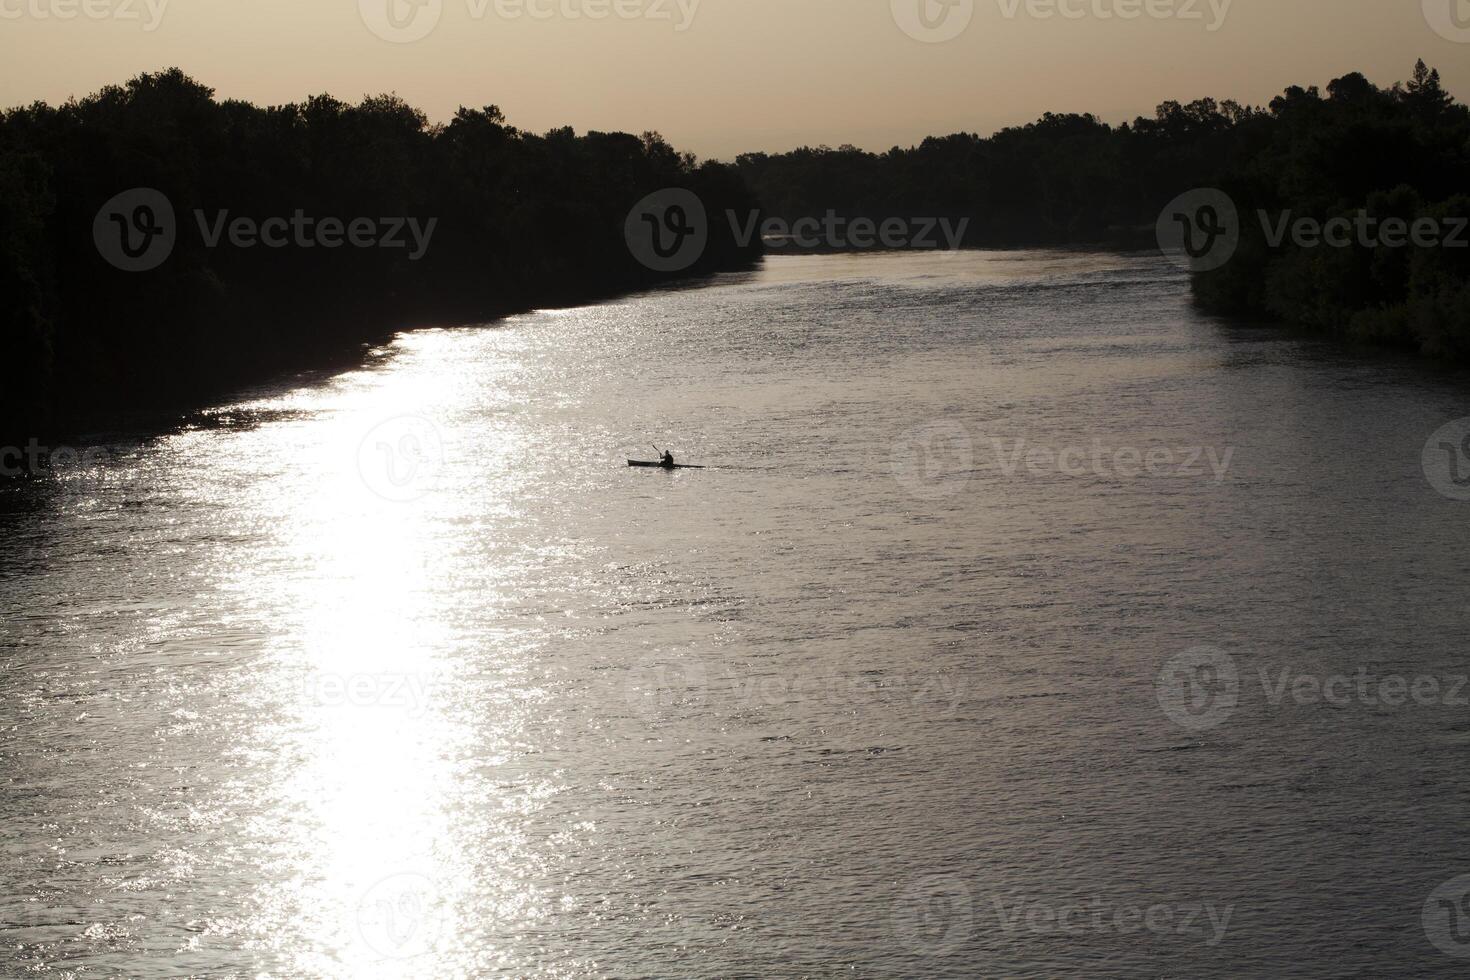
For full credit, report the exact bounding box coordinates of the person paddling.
[629,446,702,470]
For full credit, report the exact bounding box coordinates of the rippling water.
[4,250,1470,978]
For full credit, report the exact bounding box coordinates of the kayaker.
[660,450,675,468]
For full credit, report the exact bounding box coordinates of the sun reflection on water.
[212,340,545,977]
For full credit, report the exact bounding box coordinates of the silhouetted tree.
[737,61,1468,358]
[1194,62,1470,356]
[0,70,760,449]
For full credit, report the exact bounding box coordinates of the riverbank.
[0,69,761,457]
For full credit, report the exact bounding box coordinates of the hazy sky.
[2,0,1467,159]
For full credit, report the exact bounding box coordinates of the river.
[3,250,1470,977]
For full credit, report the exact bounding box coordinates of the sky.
[1,0,1467,160]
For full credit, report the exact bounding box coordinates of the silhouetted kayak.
[628,460,706,470]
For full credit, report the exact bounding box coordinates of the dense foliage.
[734,99,1262,247]
[1196,62,1470,358]
[0,69,759,446]
[736,61,1470,356]
[3,63,1466,451]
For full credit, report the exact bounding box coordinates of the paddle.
[643,443,705,468]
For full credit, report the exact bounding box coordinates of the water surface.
[3,250,1470,978]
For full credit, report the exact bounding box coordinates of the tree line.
[735,60,1470,357]
[0,68,759,449]
[2,62,1466,451]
